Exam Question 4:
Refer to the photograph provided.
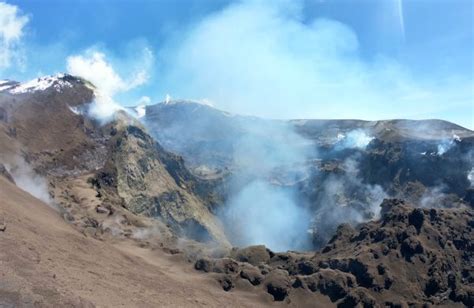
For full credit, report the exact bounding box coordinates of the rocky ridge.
[195,199,473,307]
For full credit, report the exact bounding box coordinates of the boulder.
[231,245,273,266]
[317,269,355,302]
[240,264,264,286]
[338,287,376,308]
[264,269,291,301]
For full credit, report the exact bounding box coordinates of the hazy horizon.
[1,0,472,128]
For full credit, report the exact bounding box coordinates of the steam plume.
[66,48,153,121]
[219,120,313,251]
[7,158,53,206]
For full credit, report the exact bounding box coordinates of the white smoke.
[222,180,310,252]
[467,168,474,187]
[436,135,460,155]
[131,224,162,240]
[335,130,374,150]
[310,157,387,245]
[220,121,314,251]
[66,48,153,121]
[0,1,29,70]
[6,158,53,206]
[417,185,465,209]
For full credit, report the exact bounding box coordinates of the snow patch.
[0,80,17,91]
[68,106,82,115]
[9,74,73,94]
[0,84,12,91]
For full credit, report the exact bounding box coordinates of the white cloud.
[66,48,153,120]
[159,0,472,126]
[0,1,29,69]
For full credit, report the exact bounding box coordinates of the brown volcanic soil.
[0,176,275,307]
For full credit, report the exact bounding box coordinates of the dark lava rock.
[0,164,15,184]
[450,285,474,307]
[297,260,319,275]
[338,287,376,308]
[194,199,473,306]
[400,236,424,261]
[194,258,212,272]
[264,269,291,301]
[218,274,234,291]
[408,208,424,232]
[240,264,264,286]
[326,258,375,288]
[316,269,355,302]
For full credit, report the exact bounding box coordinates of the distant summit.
[0,74,93,95]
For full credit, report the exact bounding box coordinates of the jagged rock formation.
[195,199,474,307]
[0,75,228,246]
[95,115,229,244]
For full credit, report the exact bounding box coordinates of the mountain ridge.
[0,74,472,307]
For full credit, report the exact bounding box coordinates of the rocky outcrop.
[94,116,229,246]
[194,199,474,306]
[0,164,14,184]
[0,76,230,247]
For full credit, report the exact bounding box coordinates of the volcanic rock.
[195,198,473,306]
[0,164,14,184]
[230,245,274,266]
[240,264,264,286]
[264,269,291,301]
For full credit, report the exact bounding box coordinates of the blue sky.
[1,0,473,128]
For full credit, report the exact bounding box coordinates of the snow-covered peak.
[7,74,74,94]
[0,80,19,92]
